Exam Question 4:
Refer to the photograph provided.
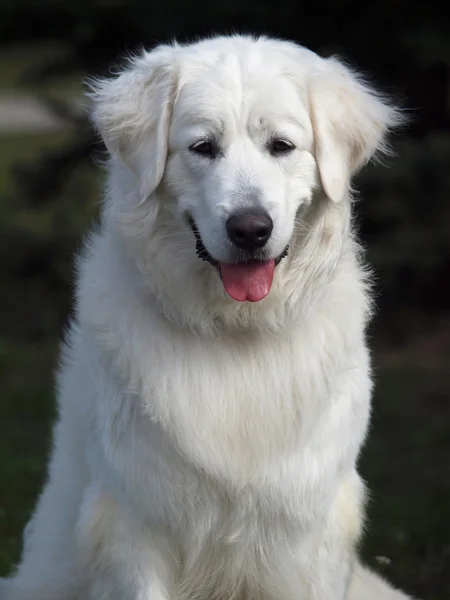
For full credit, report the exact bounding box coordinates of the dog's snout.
[226,210,273,252]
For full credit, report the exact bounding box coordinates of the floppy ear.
[310,57,402,202]
[88,46,178,201]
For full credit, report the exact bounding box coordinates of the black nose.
[226,210,273,252]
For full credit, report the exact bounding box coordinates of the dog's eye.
[269,139,295,155]
[189,140,217,158]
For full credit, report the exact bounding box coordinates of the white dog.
[1,35,414,600]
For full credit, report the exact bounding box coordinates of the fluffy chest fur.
[72,229,371,530]
[66,301,369,598]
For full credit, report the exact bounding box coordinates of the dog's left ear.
[310,57,402,203]
[88,45,178,201]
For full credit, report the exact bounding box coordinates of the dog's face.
[90,36,399,305]
[165,58,317,301]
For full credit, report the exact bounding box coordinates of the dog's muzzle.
[188,218,289,303]
[188,218,289,267]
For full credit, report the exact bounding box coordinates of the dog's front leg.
[76,485,179,600]
[307,474,363,600]
[275,474,363,600]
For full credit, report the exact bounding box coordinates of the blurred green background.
[0,1,449,599]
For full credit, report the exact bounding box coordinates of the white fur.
[0,35,413,600]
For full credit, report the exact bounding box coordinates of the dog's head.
[88,36,400,318]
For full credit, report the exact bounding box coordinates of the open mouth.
[189,218,289,303]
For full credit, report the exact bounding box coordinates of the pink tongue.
[219,260,275,302]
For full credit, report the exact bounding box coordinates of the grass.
[0,340,55,571]
[360,365,450,599]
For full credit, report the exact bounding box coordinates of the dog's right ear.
[309,57,403,203]
[87,46,178,201]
